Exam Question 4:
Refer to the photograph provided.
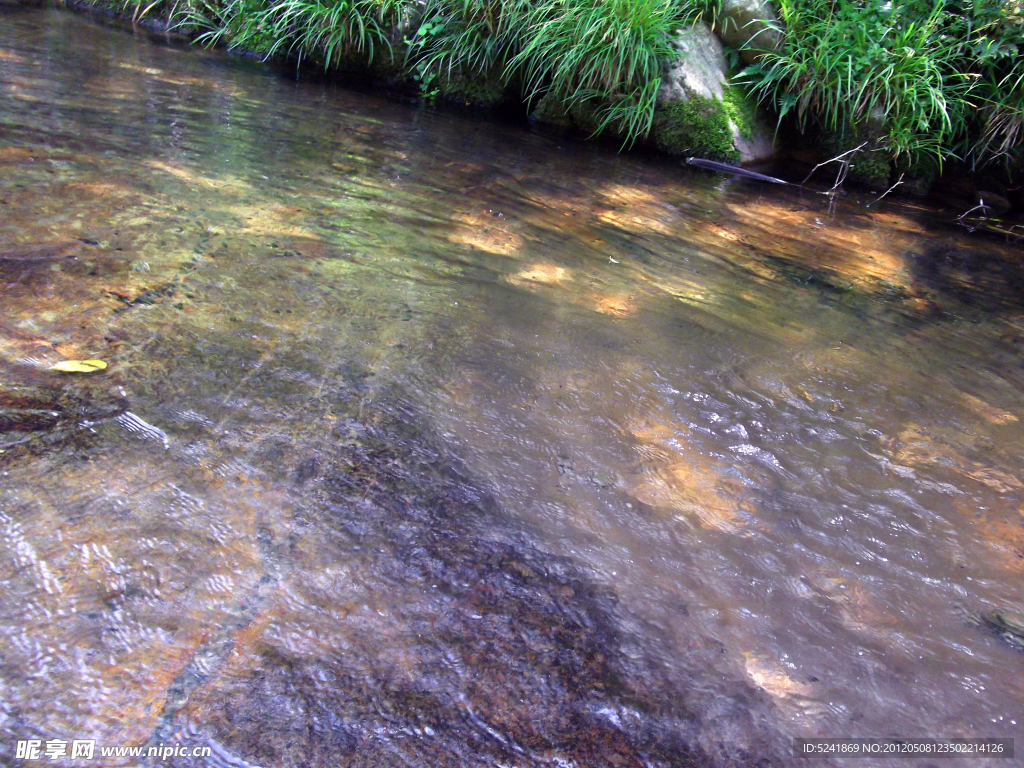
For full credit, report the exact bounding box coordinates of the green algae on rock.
[652,96,740,162]
[436,68,507,107]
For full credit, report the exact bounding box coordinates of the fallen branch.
[686,158,788,184]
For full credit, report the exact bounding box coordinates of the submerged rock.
[982,610,1024,650]
[142,409,749,768]
[976,190,1012,216]
[0,371,127,458]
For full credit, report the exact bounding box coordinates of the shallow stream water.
[2,9,1024,767]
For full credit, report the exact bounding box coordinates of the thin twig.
[830,158,850,192]
[957,199,992,221]
[867,173,905,208]
[801,142,868,186]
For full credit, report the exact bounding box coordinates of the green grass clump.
[509,0,694,142]
[408,0,526,82]
[172,0,403,70]
[160,0,718,145]
[406,0,715,140]
[739,0,969,168]
[739,0,1024,173]
[72,0,1024,178]
[404,0,524,103]
[959,0,1024,167]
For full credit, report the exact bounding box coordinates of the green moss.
[895,152,939,194]
[568,98,606,136]
[1011,153,1024,179]
[721,85,759,141]
[229,30,278,57]
[531,92,572,128]
[652,96,739,162]
[531,92,631,140]
[530,92,615,136]
[849,150,890,188]
[73,0,131,14]
[437,70,506,107]
[367,52,407,83]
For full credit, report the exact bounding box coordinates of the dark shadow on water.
[909,242,1024,314]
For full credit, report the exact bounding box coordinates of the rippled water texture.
[2,9,1024,767]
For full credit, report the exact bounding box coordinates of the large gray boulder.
[654,23,775,163]
[714,0,782,64]
[731,122,774,163]
[658,22,728,102]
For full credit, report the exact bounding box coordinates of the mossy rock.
[652,96,740,162]
[366,50,409,85]
[437,70,506,107]
[849,149,892,189]
[73,0,125,12]
[568,99,607,136]
[895,153,940,195]
[228,31,278,58]
[531,92,573,128]
[529,93,619,138]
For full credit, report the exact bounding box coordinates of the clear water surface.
[2,9,1023,767]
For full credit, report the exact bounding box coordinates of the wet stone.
[981,612,1024,652]
[0,375,128,458]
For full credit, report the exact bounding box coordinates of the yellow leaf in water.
[50,359,108,373]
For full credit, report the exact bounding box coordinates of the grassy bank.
[154,0,718,143]
[60,0,1023,182]
[739,0,1023,181]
